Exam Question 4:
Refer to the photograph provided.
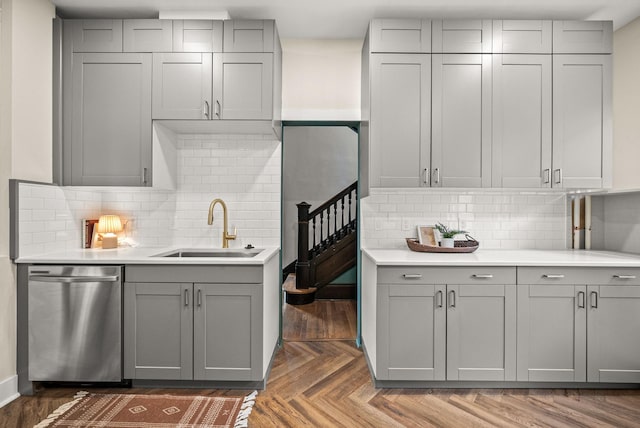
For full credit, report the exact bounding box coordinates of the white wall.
[0,0,55,405]
[613,17,640,190]
[281,39,361,120]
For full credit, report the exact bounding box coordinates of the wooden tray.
[406,237,479,253]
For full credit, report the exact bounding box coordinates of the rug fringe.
[34,391,89,428]
[234,390,257,428]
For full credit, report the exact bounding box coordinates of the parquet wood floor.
[3,340,640,427]
[282,300,357,341]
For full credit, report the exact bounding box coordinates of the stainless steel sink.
[153,248,262,258]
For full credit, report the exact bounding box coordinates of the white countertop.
[15,246,280,265]
[362,248,640,267]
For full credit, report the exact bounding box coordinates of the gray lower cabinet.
[517,267,640,384]
[67,53,152,186]
[124,278,262,381]
[375,267,516,382]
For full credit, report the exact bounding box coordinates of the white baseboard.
[0,375,19,408]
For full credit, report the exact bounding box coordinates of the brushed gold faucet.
[207,198,236,248]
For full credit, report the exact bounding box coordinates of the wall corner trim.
[0,375,19,408]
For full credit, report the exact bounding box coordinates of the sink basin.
[153,248,262,258]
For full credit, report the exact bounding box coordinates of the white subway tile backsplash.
[362,189,567,250]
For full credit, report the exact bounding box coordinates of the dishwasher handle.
[29,275,120,283]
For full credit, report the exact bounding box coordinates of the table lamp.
[97,215,123,249]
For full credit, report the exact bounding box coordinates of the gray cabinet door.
[492,20,552,54]
[553,21,613,54]
[377,284,446,381]
[552,55,612,188]
[492,54,551,187]
[587,285,640,383]
[223,20,274,52]
[432,20,492,53]
[193,283,262,381]
[70,19,123,52]
[432,54,491,188]
[213,53,273,120]
[369,54,431,187]
[123,19,172,52]
[123,282,193,380]
[70,53,152,186]
[152,53,213,120]
[446,284,516,381]
[173,20,223,52]
[369,19,431,53]
[517,284,587,382]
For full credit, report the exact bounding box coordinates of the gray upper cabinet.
[552,54,612,188]
[213,53,273,120]
[492,54,552,188]
[70,20,123,52]
[432,54,491,188]
[432,20,492,53]
[173,20,223,52]
[68,53,152,186]
[492,20,552,54]
[587,285,640,383]
[553,21,613,54]
[369,19,431,53]
[152,53,213,119]
[369,54,431,187]
[123,282,193,380]
[193,283,261,381]
[223,20,275,52]
[517,283,587,382]
[123,19,173,52]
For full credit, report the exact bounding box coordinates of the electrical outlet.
[401,218,411,231]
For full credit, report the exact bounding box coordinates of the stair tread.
[283,274,317,295]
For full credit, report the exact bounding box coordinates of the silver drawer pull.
[543,274,565,279]
[436,290,443,308]
[577,291,585,309]
[613,275,637,279]
[403,274,423,279]
[472,274,493,279]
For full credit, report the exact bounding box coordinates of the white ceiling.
[52,0,640,39]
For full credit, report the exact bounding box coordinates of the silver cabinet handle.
[613,275,637,279]
[203,101,210,119]
[197,289,202,307]
[215,100,221,118]
[143,167,148,185]
[590,291,598,308]
[543,274,565,279]
[434,168,440,184]
[184,289,189,307]
[554,168,562,184]
[449,290,456,308]
[543,168,550,184]
[29,275,119,283]
[577,291,585,309]
[423,168,429,185]
[402,274,423,279]
[436,290,443,308]
[472,274,493,279]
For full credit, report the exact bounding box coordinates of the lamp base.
[102,235,118,249]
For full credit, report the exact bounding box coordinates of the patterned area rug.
[35,390,256,427]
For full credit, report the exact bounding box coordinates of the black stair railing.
[295,181,357,290]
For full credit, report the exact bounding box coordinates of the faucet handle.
[228,227,237,240]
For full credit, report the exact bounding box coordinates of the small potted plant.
[435,222,467,248]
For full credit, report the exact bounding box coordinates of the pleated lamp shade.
[97,215,122,249]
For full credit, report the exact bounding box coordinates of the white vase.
[441,238,455,248]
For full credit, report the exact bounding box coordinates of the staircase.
[285,181,357,305]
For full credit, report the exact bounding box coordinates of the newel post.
[295,202,311,289]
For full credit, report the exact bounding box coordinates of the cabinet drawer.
[126,265,262,283]
[378,266,516,285]
[518,267,640,285]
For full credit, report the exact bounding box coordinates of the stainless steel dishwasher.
[28,265,123,382]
